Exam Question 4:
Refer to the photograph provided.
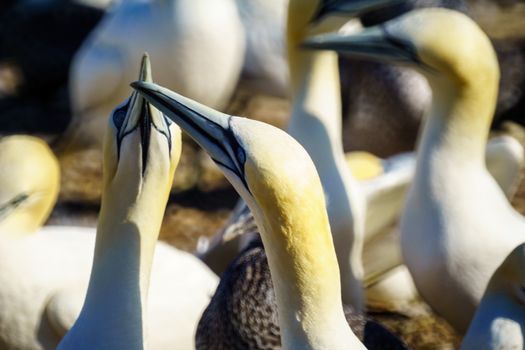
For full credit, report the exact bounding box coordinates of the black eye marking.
[214,117,249,192]
[149,89,250,192]
[0,193,30,222]
[112,99,135,160]
[112,102,129,131]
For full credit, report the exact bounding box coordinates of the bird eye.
[112,98,132,131]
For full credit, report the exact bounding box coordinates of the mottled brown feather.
[196,233,409,350]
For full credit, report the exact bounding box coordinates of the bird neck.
[417,74,497,172]
[71,183,166,348]
[287,35,343,150]
[286,21,365,309]
[247,180,364,350]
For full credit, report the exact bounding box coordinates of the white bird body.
[462,243,525,349]
[360,134,524,311]
[66,0,245,151]
[0,58,218,349]
[362,135,524,294]
[373,8,525,332]
[302,8,525,332]
[131,80,370,350]
[0,225,218,350]
[0,226,94,350]
[402,147,525,330]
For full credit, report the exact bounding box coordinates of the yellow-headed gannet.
[0,135,60,236]
[0,55,218,350]
[303,8,525,332]
[132,79,411,349]
[197,0,525,317]
[57,51,181,349]
[133,81,370,350]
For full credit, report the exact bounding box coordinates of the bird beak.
[0,193,29,222]
[114,53,172,173]
[302,24,426,67]
[130,81,247,187]
[312,0,405,23]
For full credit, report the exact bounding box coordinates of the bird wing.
[363,228,403,287]
[196,200,259,275]
[361,152,415,243]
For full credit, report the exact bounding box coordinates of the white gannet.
[0,135,60,236]
[303,8,525,332]
[0,55,218,350]
[197,0,525,315]
[461,242,525,350]
[131,81,392,350]
[285,0,417,310]
[362,134,524,310]
[62,0,245,152]
[57,52,180,349]
[202,0,414,314]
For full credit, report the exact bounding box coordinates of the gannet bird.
[362,134,524,308]
[284,0,413,310]
[0,135,60,236]
[303,8,525,332]
[340,0,468,156]
[198,0,525,316]
[199,0,416,315]
[62,0,245,152]
[0,55,218,350]
[57,53,180,350]
[132,81,412,350]
[461,242,525,349]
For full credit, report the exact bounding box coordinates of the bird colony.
[0,0,524,349]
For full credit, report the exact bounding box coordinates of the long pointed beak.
[130,81,247,185]
[302,25,426,67]
[117,53,153,141]
[0,193,29,222]
[312,0,405,22]
[113,53,173,173]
